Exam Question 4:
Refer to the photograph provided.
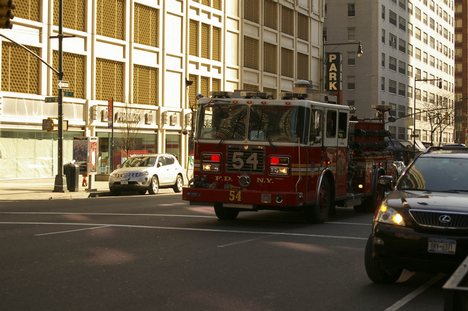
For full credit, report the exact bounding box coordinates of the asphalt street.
[0,193,451,311]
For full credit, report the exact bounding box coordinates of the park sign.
[325,53,342,102]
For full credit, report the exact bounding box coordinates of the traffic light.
[0,0,15,29]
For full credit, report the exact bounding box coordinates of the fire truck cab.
[182,89,393,223]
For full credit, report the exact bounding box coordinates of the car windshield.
[122,156,157,168]
[398,156,468,192]
[197,102,308,143]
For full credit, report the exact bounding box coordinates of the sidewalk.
[0,177,110,201]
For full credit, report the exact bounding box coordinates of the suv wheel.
[364,236,402,284]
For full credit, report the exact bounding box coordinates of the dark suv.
[365,146,468,283]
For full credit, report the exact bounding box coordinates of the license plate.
[121,180,128,185]
[428,238,456,254]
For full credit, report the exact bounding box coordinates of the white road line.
[218,235,271,248]
[384,274,445,311]
[0,221,368,241]
[35,225,111,236]
[0,211,216,219]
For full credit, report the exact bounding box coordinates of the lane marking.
[218,235,272,248]
[384,274,445,311]
[0,212,372,226]
[35,225,111,237]
[0,221,368,241]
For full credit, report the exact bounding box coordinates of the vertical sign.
[107,97,114,128]
[88,137,99,174]
[325,53,342,104]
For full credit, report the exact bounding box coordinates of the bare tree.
[421,94,452,146]
[114,104,143,159]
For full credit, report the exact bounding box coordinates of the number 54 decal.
[229,190,241,202]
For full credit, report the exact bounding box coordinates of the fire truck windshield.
[197,102,309,144]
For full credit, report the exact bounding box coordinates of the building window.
[381,53,385,67]
[389,10,397,26]
[134,3,159,47]
[212,26,221,61]
[398,38,406,53]
[389,80,397,94]
[408,64,413,77]
[297,13,308,41]
[1,42,40,94]
[281,48,293,77]
[189,20,199,57]
[399,16,406,31]
[201,23,210,59]
[244,37,259,70]
[264,0,278,30]
[96,58,124,102]
[347,27,356,40]
[53,51,85,99]
[264,42,277,74]
[97,0,125,40]
[347,76,355,90]
[133,65,158,105]
[297,53,308,80]
[398,61,406,74]
[389,56,397,71]
[347,52,355,65]
[16,0,41,21]
[389,33,397,48]
[244,0,259,23]
[398,83,406,96]
[381,29,385,43]
[381,5,385,19]
[348,3,355,16]
[54,0,86,31]
[381,77,385,91]
[281,6,294,36]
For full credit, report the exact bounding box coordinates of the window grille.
[188,74,198,107]
[189,20,199,57]
[1,42,40,94]
[281,6,294,36]
[52,51,85,98]
[97,0,125,40]
[201,23,210,59]
[212,0,221,10]
[244,37,259,70]
[297,53,308,80]
[54,0,86,31]
[16,0,40,21]
[134,3,158,47]
[96,58,124,102]
[244,0,259,23]
[212,27,221,61]
[264,0,277,30]
[212,79,220,92]
[263,43,277,74]
[297,13,308,41]
[281,48,293,77]
[200,76,209,97]
[133,65,158,105]
[243,84,258,91]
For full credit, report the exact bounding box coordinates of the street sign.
[64,91,74,97]
[58,80,69,89]
[45,96,58,103]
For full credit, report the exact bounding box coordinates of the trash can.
[64,163,79,192]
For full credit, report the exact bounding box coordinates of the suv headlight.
[375,203,406,226]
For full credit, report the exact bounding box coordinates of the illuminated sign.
[325,52,342,93]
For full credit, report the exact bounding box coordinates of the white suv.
[109,154,185,195]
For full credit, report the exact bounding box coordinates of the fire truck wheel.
[214,204,239,220]
[364,236,402,284]
[305,177,332,223]
[148,176,160,194]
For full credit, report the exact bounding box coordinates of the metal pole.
[53,0,66,192]
[413,79,417,156]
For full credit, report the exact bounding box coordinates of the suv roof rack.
[425,144,468,153]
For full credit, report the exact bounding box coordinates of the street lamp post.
[412,77,442,156]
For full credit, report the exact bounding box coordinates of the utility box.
[64,163,79,192]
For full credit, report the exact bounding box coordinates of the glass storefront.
[165,133,181,161]
[97,132,158,174]
[0,129,83,179]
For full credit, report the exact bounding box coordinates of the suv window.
[398,156,468,192]
[165,156,175,165]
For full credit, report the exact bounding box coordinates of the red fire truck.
[182,89,394,223]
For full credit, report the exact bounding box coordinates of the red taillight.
[211,154,221,162]
[270,156,280,165]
